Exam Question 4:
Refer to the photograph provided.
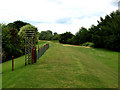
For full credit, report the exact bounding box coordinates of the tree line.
[39,30,60,41]
[39,10,120,52]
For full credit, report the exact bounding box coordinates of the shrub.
[82,42,94,47]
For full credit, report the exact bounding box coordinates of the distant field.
[2,41,118,88]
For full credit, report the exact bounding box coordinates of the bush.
[82,42,94,47]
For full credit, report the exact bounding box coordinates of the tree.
[59,32,74,44]
[39,30,53,40]
[1,24,12,61]
[7,20,29,31]
[2,24,24,62]
[54,32,57,36]
[18,25,38,43]
[89,10,120,51]
[52,32,60,40]
[75,27,89,45]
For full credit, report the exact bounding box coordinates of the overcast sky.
[0,0,118,34]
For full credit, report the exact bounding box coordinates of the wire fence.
[32,43,49,63]
[11,43,49,71]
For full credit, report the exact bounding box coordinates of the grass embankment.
[2,41,118,88]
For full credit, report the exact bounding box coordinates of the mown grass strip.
[2,41,118,88]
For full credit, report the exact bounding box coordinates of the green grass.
[36,40,48,47]
[2,41,118,88]
[51,40,59,43]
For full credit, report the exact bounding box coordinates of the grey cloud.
[111,0,120,7]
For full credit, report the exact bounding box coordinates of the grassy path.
[2,41,118,88]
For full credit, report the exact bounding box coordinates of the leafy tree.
[59,32,74,44]
[54,32,57,36]
[2,24,24,62]
[19,25,38,43]
[89,10,120,51]
[1,24,12,61]
[75,27,89,45]
[39,30,53,40]
[7,20,29,31]
[52,32,60,40]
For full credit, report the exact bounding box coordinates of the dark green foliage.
[52,32,60,40]
[2,24,11,61]
[90,10,120,51]
[75,27,90,45]
[82,42,94,47]
[2,24,24,62]
[7,20,29,31]
[68,36,77,45]
[39,30,53,40]
[59,32,74,44]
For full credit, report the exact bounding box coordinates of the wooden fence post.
[34,47,37,63]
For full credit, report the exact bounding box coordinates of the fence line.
[32,43,49,63]
[11,43,49,70]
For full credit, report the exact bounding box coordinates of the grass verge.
[2,41,118,88]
